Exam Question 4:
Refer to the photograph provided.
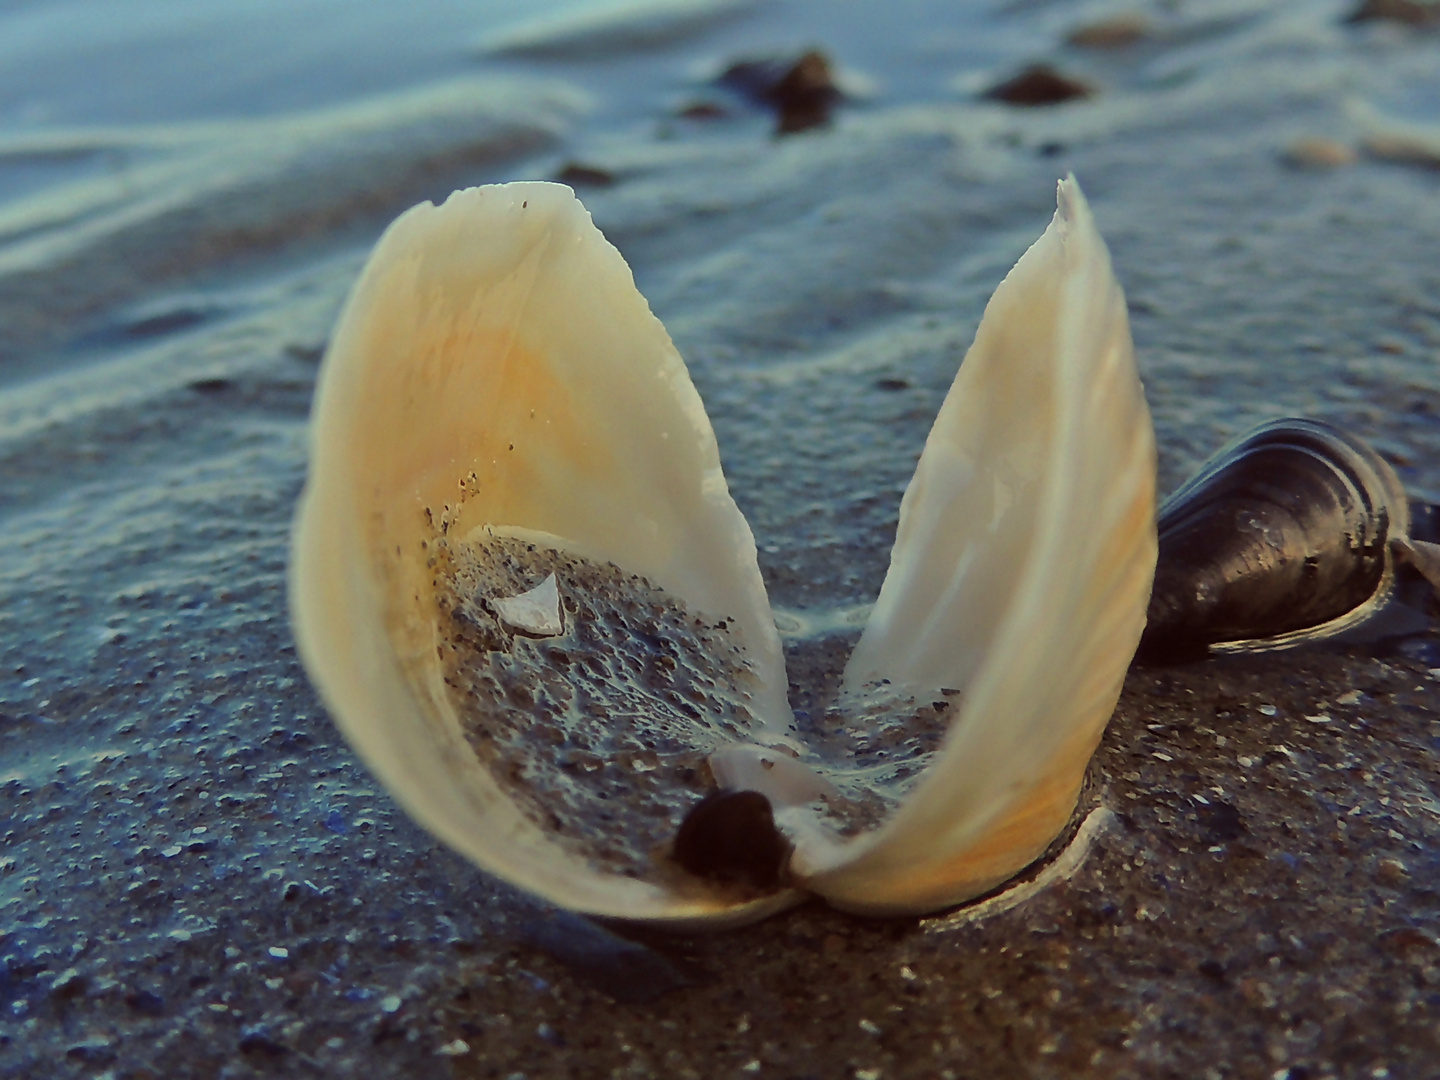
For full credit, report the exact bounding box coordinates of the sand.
[4,0,1440,1076]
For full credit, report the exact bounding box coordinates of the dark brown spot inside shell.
[672,790,792,890]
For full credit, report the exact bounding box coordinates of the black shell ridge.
[1136,418,1409,663]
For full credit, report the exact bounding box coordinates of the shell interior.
[289,176,1157,924]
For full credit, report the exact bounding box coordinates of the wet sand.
[4,0,1440,1077]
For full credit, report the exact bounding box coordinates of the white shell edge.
[803,177,1158,912]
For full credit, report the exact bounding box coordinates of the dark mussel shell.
[1137,418,1409,663]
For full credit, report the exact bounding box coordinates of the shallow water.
[4,0,1440,1076]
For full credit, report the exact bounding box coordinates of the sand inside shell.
[429,529,955,885]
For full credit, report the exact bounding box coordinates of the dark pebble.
[984,64,1093,107]
[719,50,842,134]
[673,789,791,889]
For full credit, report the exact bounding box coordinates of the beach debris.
[719,50,842,133]
[1283,137,1358,168]
[1345,0,1440,26]
[289,176,1155,925]
[492,573,565,637]
[1066,13,1151,48]
[983,64,1093,107]
[1138,419,1409,663]
[673,790,793,888]
[554,162,615,187]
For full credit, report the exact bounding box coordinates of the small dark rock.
[984,64,1093,107]
[874,377,911,392]
[188,377,233,395]
[555,162,616,188]
[720,49,842,134]
[1346,0,1440,25]
[673,789,792,889]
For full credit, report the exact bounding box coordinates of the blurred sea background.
[4,1,1440,1077]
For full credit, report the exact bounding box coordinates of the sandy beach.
[4,0,1440,1076]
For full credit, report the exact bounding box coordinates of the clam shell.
[289,176,1156,924]
[1139,417,1409,662]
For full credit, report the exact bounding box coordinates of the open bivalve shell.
[289,176,1157,926]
